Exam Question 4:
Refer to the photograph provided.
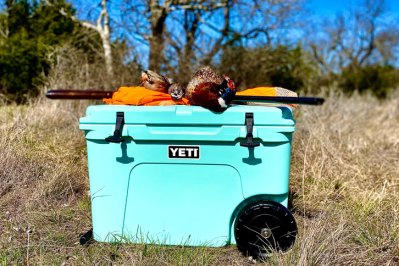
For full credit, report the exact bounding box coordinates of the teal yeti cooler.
[80,104,297,257]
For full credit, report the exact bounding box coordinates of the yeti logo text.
[168,146,200,159]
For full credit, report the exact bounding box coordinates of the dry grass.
[46,44,141,92]
[0,90,398,265]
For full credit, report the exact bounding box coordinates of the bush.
[339,64,399,98]
[0,30,48,102]
[0,0,76,103]
[218,45,315,91]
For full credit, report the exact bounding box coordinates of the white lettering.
[186,148,193,157]
[170,148,179,157]
[169,146,200,159]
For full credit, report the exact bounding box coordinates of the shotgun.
[45,89,324,105]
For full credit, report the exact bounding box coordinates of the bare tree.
[146,0,230,73]
[59,0,113,78]
[374,25,399,66]
[164,1,231,81]
[308,0,399,74]
[121,0,305,77]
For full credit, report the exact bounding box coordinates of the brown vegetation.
[1,1,398,264]
[0,87,398,264]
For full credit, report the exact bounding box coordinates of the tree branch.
[201,0,230,64]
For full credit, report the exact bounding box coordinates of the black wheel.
[234,201,297,259]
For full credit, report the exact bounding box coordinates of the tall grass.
[283,90,399,265]
[0,89,398,265]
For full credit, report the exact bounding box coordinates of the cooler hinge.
[105,112,125,143]
[240,112,260,148]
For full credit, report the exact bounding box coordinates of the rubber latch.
[105,112,125,143]
[240,112,260,148]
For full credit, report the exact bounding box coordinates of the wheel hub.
[260,228,272,239]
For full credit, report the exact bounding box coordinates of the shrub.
[339,64,399,98]
[0,0,76,103]
[218,45,315,91]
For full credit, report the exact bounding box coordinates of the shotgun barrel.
[232,95,324,105]
[45,89,324,105]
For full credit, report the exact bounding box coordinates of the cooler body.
[79,105,295,246]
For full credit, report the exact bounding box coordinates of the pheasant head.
[187,70,236,112]
[141,70,172,93]
[218,75,236,107]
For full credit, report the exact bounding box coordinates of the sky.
[309,0,349,14]
[0,0,398,21]
[2,0,397,66]
[308,0,399,17]
[310,0,356,15]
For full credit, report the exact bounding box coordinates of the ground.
[1,91,398,265]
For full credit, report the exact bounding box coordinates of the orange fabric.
[236,87,277,97]
[103,86,190,106]
[103,86,279,106]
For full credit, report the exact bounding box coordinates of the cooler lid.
[79,105,295,126]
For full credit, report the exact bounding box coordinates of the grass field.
[0,90,398,265]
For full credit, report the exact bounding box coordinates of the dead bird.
[185,66,236,111]
[141,70,172,93]
[141,70,185,100]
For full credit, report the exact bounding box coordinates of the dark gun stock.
[45,90,113,100]
[46,89,324,105]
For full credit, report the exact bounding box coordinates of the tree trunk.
[55,0,114,78]
[176,10,199,83]
[148,0,168,72]
[99,0,113,78]
[149,28,165,72]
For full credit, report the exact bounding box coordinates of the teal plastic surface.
[80,105,295,246]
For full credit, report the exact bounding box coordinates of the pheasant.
[141,70,185,101]
[185,66,236,112]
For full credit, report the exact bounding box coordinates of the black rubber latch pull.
[240,112,260,148]
[105,112,125,143]
[79,228,93,245]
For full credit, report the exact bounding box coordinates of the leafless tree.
[59,0,114,78]
[374,25,399,66]
[309,0,399,74]
[142,0,231,73]
[120,0,305,77]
